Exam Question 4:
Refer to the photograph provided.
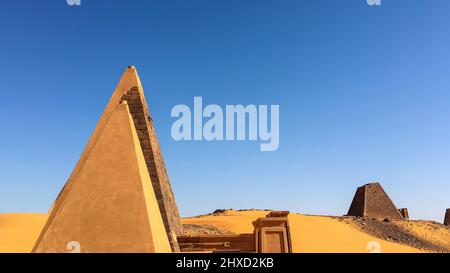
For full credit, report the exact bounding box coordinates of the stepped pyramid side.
[33,103,171,253]
[121,85,183,250]
[347,183,403,220]
[43,66,183,251]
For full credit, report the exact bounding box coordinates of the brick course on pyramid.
[33,66,183,252]
[347,182,404,220]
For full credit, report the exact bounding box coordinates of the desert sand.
[1,210,448,253]
[182,210,448,253]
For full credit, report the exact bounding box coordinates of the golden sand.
[1,210,444,253]
[182,210,426,253]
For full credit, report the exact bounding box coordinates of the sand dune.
[0,214,48,253]
[1,210,448,253]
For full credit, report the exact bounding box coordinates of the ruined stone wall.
[347,186,365,217]
[33,102,172,253]
[178,234,255,252]
[364,183,403,219]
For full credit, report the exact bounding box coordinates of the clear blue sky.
[0,0,449,221]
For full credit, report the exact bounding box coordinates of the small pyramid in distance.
[347,182,404,220]
[33,66,183,252]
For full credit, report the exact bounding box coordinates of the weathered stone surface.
[178,234,255,252]
[33,103,171,253]
[266,211,289,218]
[252,211,293,253]
[347,182,403,220]
[444,209,450,226]
[178,211,293,253]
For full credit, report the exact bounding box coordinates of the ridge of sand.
[181,210,430,253]
[397,220,450,250]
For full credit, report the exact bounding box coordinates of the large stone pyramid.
[33,66,183,252]
[347,182,403,220]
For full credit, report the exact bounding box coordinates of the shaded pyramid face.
[34,67,182,252]
[347,183,404,220]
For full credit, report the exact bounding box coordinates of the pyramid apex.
[111,65,142,93]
